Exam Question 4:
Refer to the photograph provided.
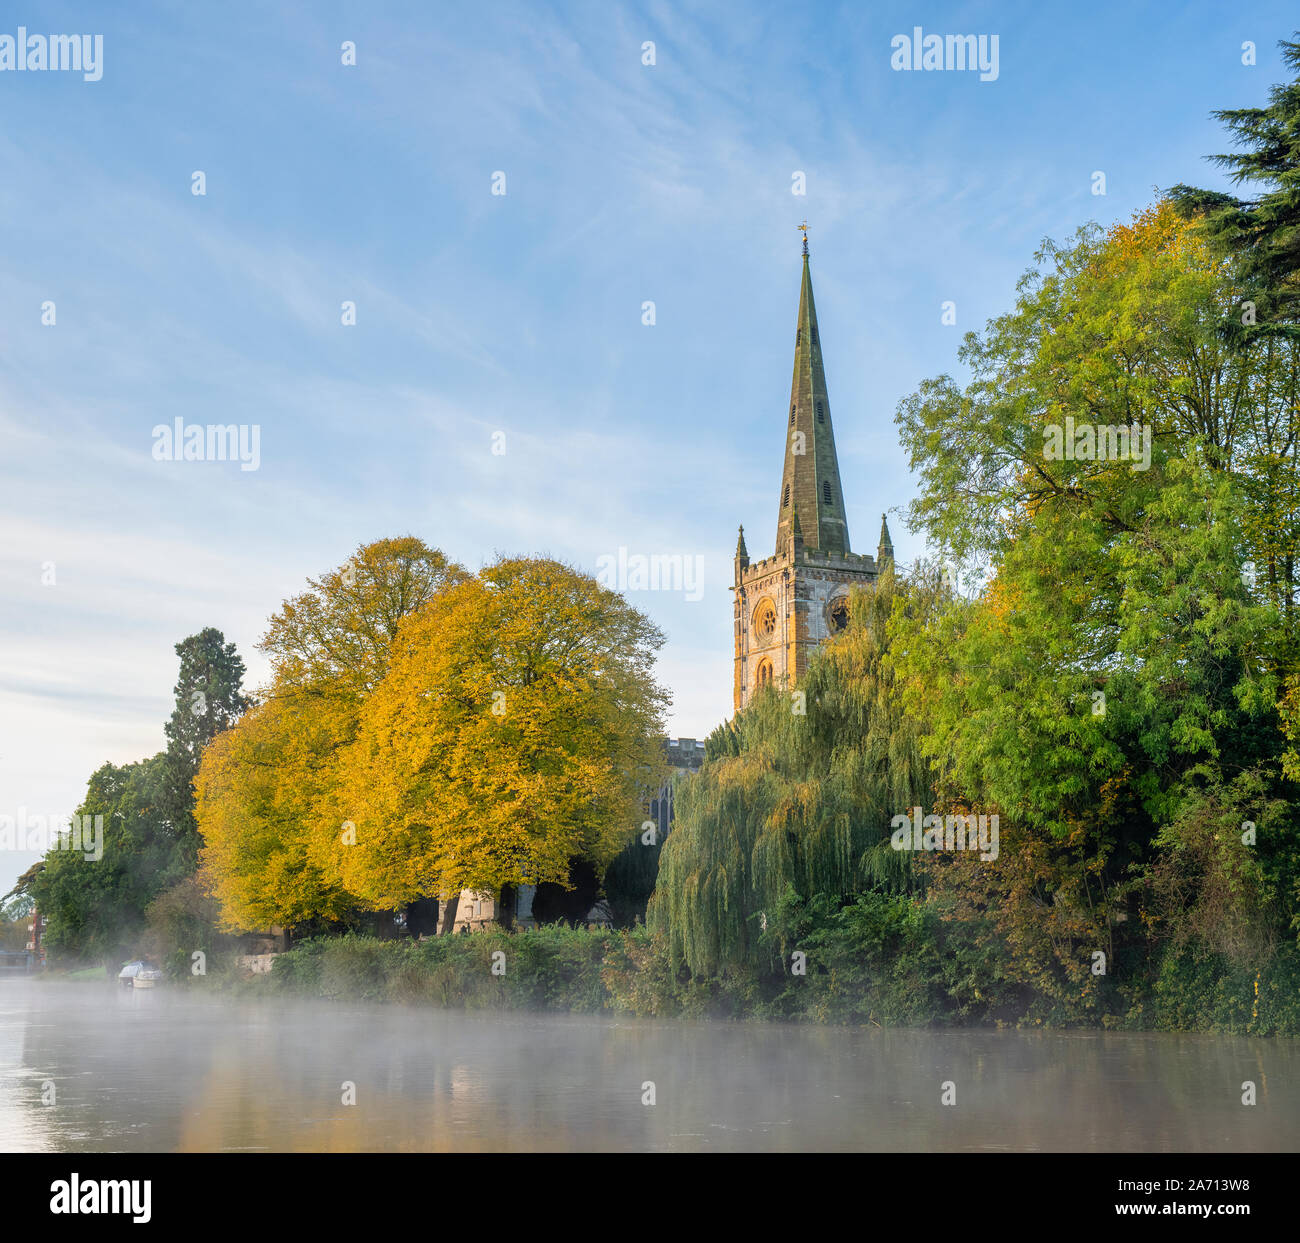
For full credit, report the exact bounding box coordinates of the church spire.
[877,513,894,565]
[775,236,850,556]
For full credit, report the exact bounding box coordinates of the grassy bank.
[217,920,1300,1034]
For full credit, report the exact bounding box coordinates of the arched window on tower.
[756,659,774,690]
[783,483,791,508]
[823,480,832,505]
[816,401,824,423]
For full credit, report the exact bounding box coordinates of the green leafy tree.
[24,629,250,970]
[29,757,178,974]
[889,201,1297,1011]
[0,896,33,952]
[1172,35,1300,775]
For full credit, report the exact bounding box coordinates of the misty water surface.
[2,980,1297,1152]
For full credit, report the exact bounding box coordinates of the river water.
[1,980,1297,1152]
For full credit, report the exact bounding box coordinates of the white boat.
[117,961,163,989]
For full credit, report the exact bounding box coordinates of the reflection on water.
[1,979,1297,1152]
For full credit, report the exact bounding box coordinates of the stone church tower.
[733,238,893,712]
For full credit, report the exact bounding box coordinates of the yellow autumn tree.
[258,535,471,696]
[322,556,670,909]
[195,695,358,929]
[197,537,468,930]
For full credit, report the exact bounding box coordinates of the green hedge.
[267,928,622,1013]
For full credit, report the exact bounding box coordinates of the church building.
[733,235,893,712]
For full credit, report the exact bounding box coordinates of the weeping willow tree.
[648,563,936,977]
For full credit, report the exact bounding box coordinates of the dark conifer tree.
[159,628,251,861]
[1170,36,1300,341]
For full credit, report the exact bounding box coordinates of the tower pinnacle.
[877,513,894,565]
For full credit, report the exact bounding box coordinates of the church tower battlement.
[732,234,892,713]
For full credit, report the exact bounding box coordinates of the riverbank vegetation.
[198,925,1297,1036]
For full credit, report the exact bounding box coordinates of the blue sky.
[1,0,1295,895]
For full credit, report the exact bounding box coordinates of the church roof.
[775,243,851,556]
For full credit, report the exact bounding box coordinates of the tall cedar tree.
[159,628,250,860]
[1169,35,1300,342]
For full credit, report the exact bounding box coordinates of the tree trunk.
[436,892,460,936]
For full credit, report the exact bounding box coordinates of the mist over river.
[2,980,1297,1152]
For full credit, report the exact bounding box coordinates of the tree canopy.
[259,535,470,698]
[198,548,670,930]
